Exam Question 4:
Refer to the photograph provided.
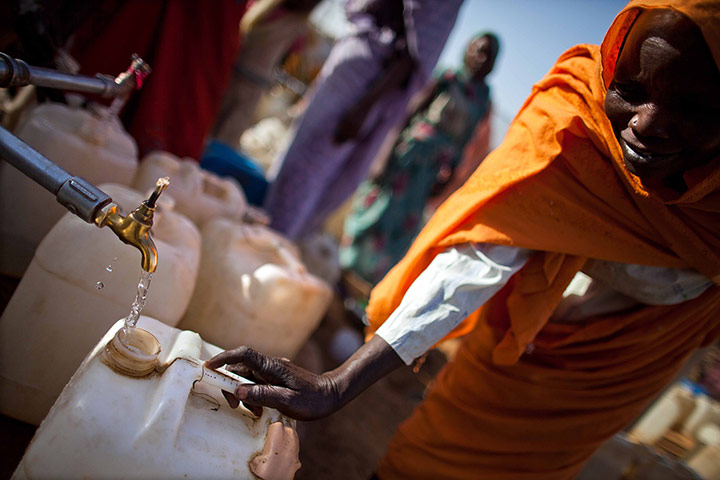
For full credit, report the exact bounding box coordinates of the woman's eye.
[612,80,644,100]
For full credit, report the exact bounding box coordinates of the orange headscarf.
[367,0,720,366]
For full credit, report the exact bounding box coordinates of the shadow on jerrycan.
[179,219,333,359]
[12,317,301,480]
[0,102,139,277]
[0,184,201,425]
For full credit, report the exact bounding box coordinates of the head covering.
[602,0,720,87]
[367,0,720,364]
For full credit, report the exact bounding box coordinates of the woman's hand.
[206,346,342,421]
[206,335,406,421]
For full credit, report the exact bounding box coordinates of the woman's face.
[464,36,496,79]
[604,10,720,188]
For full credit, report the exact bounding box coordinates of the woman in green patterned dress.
[340,33,500,285]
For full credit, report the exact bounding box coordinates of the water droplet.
[96,281,104,290]
[106,265,113,272]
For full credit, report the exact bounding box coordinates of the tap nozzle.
[94,177,170,273]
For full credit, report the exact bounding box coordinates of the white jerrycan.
[0,183,201,426]
[0,102,139,277]
[689,445,720,480]
[179,219,333,359]
[12,316,301,480]
[628,382,698,445]
[133,151,248,228]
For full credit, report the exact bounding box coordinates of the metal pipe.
[0,52,149,98]
[0,124,68,193]
[0,125,111,222]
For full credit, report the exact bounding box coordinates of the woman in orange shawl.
[208,1,720,478]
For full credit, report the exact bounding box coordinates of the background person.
[263,0,464,241]
[339,33,499,286]
[211,0,322,148]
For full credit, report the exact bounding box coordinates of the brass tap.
[94,177,170,273]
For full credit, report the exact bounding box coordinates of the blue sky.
[436,0,628,145]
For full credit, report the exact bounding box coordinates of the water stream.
[123,269,153,333]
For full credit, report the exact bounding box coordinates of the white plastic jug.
[12,316,301,480]
[298,231,342,285]
[179,219,332,359]
[680,393,720,437]
[628,383,697,445]
[0,102,139,277]
[0,183,201,425]
[133,151,247,228]
[688,443,720,480]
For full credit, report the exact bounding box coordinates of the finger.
[235,384,327,420]
[237,383,295,412]
[205,347,250,369]
[226,365,272,385]
[225,364,256,381]
[237,384,323,421]
[225,348,291,387]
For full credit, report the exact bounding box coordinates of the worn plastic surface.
[179,219,332,359]
[12,316,298,479]
[0,184,200,425]
[0,102,138,276]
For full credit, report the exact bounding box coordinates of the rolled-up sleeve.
[375,243,531,365]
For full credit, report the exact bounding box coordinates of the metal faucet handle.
[113,54,151,90]
[145,177,170,209]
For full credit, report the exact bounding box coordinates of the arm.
[206,243,531,420]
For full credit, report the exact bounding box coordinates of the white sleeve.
[375,243,531,365]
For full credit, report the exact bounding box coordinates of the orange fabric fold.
[369,0,720,478]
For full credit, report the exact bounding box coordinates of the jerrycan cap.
[102,327,161,377]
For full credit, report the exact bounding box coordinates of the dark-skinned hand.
[205,346,343,421]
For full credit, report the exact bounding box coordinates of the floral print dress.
[340,69,491,284]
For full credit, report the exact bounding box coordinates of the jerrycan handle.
[199,365,262,419]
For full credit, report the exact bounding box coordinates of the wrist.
[323,335,404,407]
